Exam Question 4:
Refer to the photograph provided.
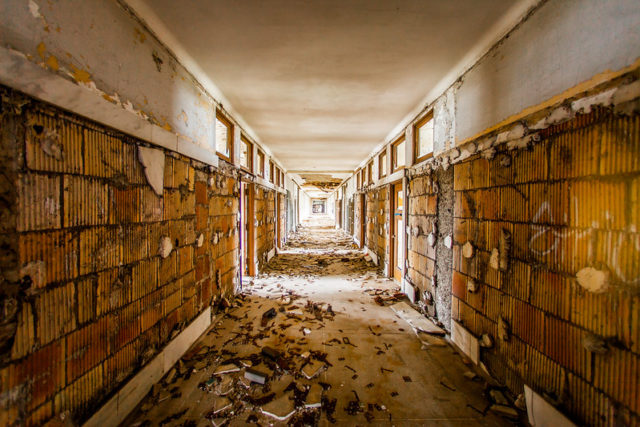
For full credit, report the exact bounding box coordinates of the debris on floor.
[124,218,520,426]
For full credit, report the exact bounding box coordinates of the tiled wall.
[0,87,258,425]
[451,109,639,425]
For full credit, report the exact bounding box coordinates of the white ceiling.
[135,0,524,173]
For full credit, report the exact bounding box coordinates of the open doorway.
[241,182,255,277]
[359,193,366,249]
[276,193,283,249]
[390,182,404,282]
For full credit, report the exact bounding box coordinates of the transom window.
[391,135,405,172]
[367,161,373,184]
[240,136,252,171]
[215,110,233,161]
[415,111,434,163]
[379,151,387,178]
[257,150,265,177]
[269,160,275,183]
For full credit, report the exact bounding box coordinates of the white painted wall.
[454,0,640,143]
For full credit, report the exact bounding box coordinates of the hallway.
[1,1,639,425]
[124,220,512,426]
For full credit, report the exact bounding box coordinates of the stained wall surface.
[0,87,257,425]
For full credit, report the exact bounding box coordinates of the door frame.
[389,181,404,282]
[241,182,255,277]
[276,192,283,249]
[359,193,366,249]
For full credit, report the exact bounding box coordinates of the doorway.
[390,182,404,282]
[359,193,366,249]
[241,182,255,277]
[276,193,283,249]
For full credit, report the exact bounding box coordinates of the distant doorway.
[312,199,326,214]
[391,182,404,282]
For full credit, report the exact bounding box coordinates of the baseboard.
[84,307,212,427]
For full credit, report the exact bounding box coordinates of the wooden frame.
[367,161,373,184]
[257,150,265,177]
[391,135,406,172]
[269,160,275,184]
[215,110,233,162]
[379,150,387,179]
[414,111,434,164]
[389,181,404,282]
[241,182,255,277]
[240,135,253,172]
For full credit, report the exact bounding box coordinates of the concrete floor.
[124,216,517,426]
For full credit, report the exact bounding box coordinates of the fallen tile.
[260,394,296,421]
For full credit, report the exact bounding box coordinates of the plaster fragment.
[571,88,615,113]
[28,0,42,18]
[467,278,477,293]
[498,317,510,341]
[40,129,63,160]
[20,260,46,290]
[482,147,496,160]
[158,236,173,258]
[196,233,204,248]
[138,146,165,196]
[444,235,452,249]
[499,154,512,167]
[499,229,511,271]
[576,267,610,293]
[506,136,531,151]
[427,233,436,247]
[480,333,493,348]
[612,80,640,105]
[489,248,500,270]
[462,241,474,258]
[582,332,608,354]
[531,105,573,129]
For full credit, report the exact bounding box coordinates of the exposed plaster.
[137,145,165,196]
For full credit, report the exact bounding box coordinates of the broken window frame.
[414,110,434,164]
[215,110,233,162]
[240,135,253,172]
[391,135,406,172]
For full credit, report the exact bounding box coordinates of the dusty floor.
[124,216,520,426]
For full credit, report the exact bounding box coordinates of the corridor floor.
[125,216,515,426]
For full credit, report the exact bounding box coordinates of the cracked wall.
[0,88,245,426]
[450,104,640,425]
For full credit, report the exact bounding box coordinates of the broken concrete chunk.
[211,396,232,415]
[462,241,474,258]
[301,359,324,379]
[244,368,268,385]
[260,394,296,421]
[214,363,240,375]
[137,146,165,196]
[490,404,519,419]
[158,236,173,258]
[490,389,510,406]
[576,267,610,294]
[305,383,323,408]
[463,371,478,381]
[261,346,281,360]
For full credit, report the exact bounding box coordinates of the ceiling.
[134,0,523,176]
